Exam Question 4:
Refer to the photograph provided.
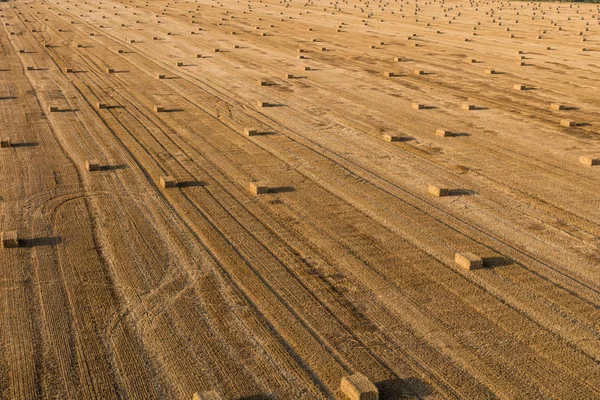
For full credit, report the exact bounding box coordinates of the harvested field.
[1,0,600,398]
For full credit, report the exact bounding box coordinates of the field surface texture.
[0,0,600,398]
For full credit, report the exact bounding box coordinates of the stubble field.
[1,0,600,398]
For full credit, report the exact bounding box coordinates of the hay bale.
[339,373,379,400]
[428,185,449,197]
[412,103,425,110]
[382,134,402,142]
[26,66,35,71]
[413,69,424,75]
[96,102,107,110]
[85,159,100,171]
[284,73,294,79]
[176,61,183,67]
[64,67,74,73]
[579,156,599,166]
[454,252,484,270]
[256,100,268,108]
[435,128,449,137]
[485,69,496,75]
[1,231,19,249]
[154,106,165,113]
[513,84,525,90]
[156,73,166,79]
[244,128,258,136]
[249,182,269,195]
[0,137,11,148]
[160,175,177,188]
[461,104,475,111]
[49,106,59,112]
[106,67,115,73]
[560,119,574,127]
[192,391,223,400]
[384,72,395,77]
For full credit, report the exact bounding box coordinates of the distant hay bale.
[413,69,424,75]
[560,119,574,127]
[26,66,35,71]
[579,156,599,166]
[1,231,19,249]
[550,103,565,111]
[256,100,268,108]
[465,58,476,64]
[64,67,73,73]
[382,134,402,142]
[192,391,223,400]
[196,54,203,58]
[340,373,379,400]
[96,102,107,110]
[384,72,395,77]
[249,182,269,195]
[49,106,59,112]
[156,73,166,79]
[454,252,484,270]
[0,137,11,148]
[85,159,100,171]
[284,73,294,79]
[513,84,525,90]
[257,80,268,86]
[176,61,183,67]
[154,106,165,113]
[160,175,177,188]
[461,104,475,111]
[485,69,496,75]
[106,67,115,73]
[428,185,449,197]
[213,48,220,52]
[412,103,424,110]
[243,128,258,136]
[435,128,450,137]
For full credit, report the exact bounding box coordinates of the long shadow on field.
[98,164,127,171]
[19,236,62,248]
[11,142,39,148]
[269,186,295,194]
[178,180,204,188]
[448,188,477,196]
[483,256,513,268]
[377,377,434,399]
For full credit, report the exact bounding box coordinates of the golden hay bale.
[1,231,19,248]
[340,373,378,400]
[428,185,449,197]
[454,252,484,270]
